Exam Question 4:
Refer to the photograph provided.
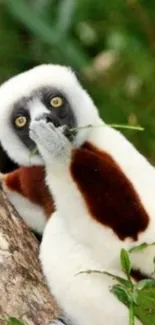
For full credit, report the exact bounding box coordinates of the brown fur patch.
[131,269,150,282]
[70,142,149,240]
[4,166,54,218]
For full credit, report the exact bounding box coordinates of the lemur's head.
[0,64,99,167]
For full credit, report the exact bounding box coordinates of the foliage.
[1,0,155,161]
[8,318,25,325]
[112,249,155,325]
[0,317,25,325]
[77,247,155,325]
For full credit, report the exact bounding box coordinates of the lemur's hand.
[30,120,72,164]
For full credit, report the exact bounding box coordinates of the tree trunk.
[0,185,60,325]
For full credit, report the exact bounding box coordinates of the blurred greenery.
[1,0,155,162]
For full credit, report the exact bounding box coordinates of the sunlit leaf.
[134,281,155,325]
[120,249,131,278]
[8,317,25,325]
[129,243,155,254]
[111,284,131,306]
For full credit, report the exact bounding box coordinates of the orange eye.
[50,96,63,108]
[14,116,27,128]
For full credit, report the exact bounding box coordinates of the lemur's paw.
[30,120,71,162]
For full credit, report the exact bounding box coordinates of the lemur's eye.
[50,96,63,108]
[14,116,27,128]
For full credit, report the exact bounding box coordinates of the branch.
[0,186,60,325]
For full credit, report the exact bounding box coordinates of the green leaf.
[70,124,144,132]
[134,281,155,325]
[129,243,155,254]
[111,284,131,306]
[4,0,58,45]
[56,0,76,37]
[120,249,131,278]
[4,0,89,69]
[103,271,133,288]
[76,269,132,288]
[129,303,135,325]
[132,290,139,305]
[111,279,155,325]
[109,124,144,131]
[134,279,155,291]
[8,317,25,325]
[29,146,38,157]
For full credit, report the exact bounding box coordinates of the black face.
[11,87,77,152]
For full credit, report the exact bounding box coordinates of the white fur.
[3,185,46,234]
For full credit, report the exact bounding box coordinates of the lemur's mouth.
[35,112,77,143]
[29,145,39,157]
[28,112,78,159]
[62,125,77,142]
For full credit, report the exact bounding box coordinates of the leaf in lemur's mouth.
[29,123,144,157]
[129,242,155,254]
[70,124,144,132]
[29,146,38,157]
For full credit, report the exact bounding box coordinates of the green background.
[1,0,155,163]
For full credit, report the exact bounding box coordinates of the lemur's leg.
[40,214,141,325]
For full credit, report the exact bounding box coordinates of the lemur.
[1,63,155,325]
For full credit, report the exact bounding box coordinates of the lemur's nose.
[35,112,61,127]
[46,114,61,127]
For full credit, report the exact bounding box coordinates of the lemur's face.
[0,64,99,166]
[11,87,76,158]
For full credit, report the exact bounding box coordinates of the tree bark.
[0,185,60,325]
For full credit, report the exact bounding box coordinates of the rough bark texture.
[0,186,60,325]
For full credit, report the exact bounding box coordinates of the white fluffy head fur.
[0,64,100,166]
